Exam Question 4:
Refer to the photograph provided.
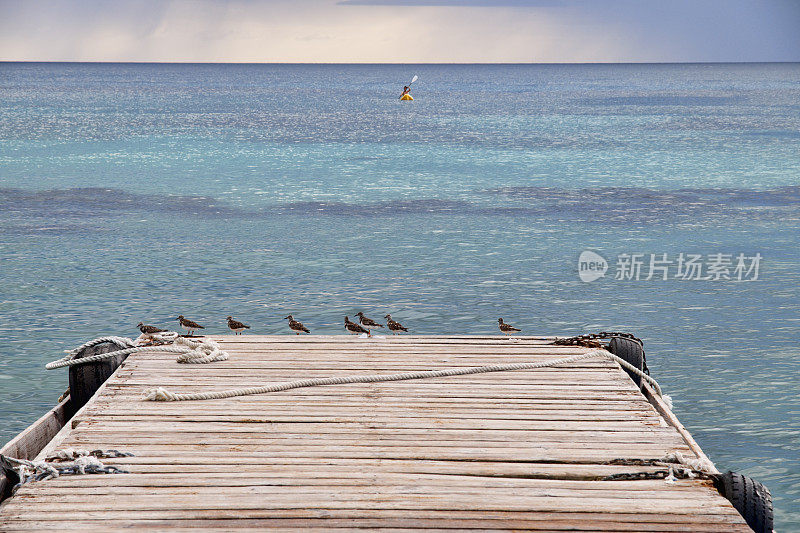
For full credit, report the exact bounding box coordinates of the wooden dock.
[0,335,750,531]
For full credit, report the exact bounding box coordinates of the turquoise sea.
[1,62,799,528]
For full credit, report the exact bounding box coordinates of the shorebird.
[137,322,165,336]
[355,312,384,334]
[384,314,408,334]
[176,315,204,336]
[284,315,310,335]
[498,318,521,335]
[344,316,370,336]
[226,316,250,335]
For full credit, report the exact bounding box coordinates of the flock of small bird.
[137,315,521,337]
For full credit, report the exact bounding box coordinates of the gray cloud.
[0,0,798,62]
[338,0,567,5]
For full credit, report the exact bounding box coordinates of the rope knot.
[144,387,178,401]
[663,451,715,474]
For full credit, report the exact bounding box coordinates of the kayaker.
[400,85,411,99]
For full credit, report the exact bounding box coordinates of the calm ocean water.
[1,62,799,527]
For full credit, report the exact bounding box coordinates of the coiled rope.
[144,348,664,402]
[45,336,228,370]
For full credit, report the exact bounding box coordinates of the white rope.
[45,335,227,370]
[172,337,228,364]
[663,451,716,474]
[4,456,60,482]
[2,450,130,488]
[144,348,662,402]
[4,456,106,482]
[46,336,134,369]
[66,336,135,357]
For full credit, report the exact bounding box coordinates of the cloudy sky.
[0,0,798,63]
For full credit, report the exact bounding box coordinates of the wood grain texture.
[0,335,749,531]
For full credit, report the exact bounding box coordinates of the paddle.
[400,75,418,99]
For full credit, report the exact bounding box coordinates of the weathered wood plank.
[0,493,742,514]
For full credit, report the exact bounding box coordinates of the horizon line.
[2,60,799,66]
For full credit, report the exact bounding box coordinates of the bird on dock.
[137,322,165,336]
[384,314,408,334]
[498,318,521,335]
[176,315,204,336]
[345,316,370,336]
[226,316,250,335]
[284,315,310,335]
[355,312,384,334]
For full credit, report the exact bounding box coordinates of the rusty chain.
[45,449,134,462]
[551,331,643,347]
[551,332,649,375]
[602,458,714,481]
